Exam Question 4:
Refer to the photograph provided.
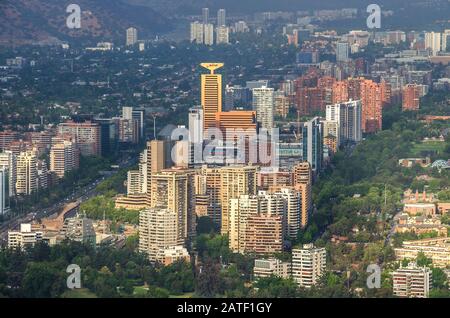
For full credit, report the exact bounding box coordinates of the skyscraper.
[216,26,230,44]
[424,32,442,56]
[200,63,224,137]
[229,192,284,253]
[50,140,78,178]
[149,169,196,242]
[0,168,8,215]
[402,84,421,111]
[252,86,274,132]
[217,9,226,26]
[139,207,182,263]
[16,151,37,195]
[190,21,204,44]
[219,165,258,235]
[204,24,215,45]
[58,121,101,156]
[302,117,323,174]
[202,8,209,25]
[325,100,362,145]
[123,106,145,140]
[0,151,16,197]
[126,27,138,46]
[336,42,349,62]
[145,140,166,205]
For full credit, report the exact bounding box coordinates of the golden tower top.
[200,63,224,74]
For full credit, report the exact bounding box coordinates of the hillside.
[0,0,173,47]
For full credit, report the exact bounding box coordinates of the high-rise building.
[58,121,101,157]
[188,107,203,166]
[302,117,323,174]
[216,26,230,44]
[402,84,421,111]
[293,161,312,186]
[424,32,442,56]
[332,78,386,133]
[202,8,209,24]
[224,85,251,110]
[196,165,222,225]
[126,27,138,46]
[292,244,327,288]
[92,118,117,157]
[325,100,362,145]
[217,9,226,26]
[274,188,300,239]
[336,42,349,62]
[274,91,290,119]
[245,211,283,255]
[139,207,189,264]
[200,63,224,137]
[190,21,204,44]
[215,110,258,164]
[204,24,215,46]
[50,140,78,178]
[393,263,431,298]
[234,21,249,33]
[146,140,167,205]
[0,151,16,197]
[229,192,284,253]
[0,168,8,215]
[149,168,196,242]
[219,165,258,235]
[123,106,145,140]
[252,87,274,132]
[16,151,37,195]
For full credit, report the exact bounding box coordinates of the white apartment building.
[252,86,274,132]
[253,258,292,279]
[292,244,327,288]
[393,263,432,298]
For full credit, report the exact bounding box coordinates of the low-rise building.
[253,258,292,279]
[8,224,43,249]
[394,237,450,268]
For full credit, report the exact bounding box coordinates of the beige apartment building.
[394,237,450,268]
[50,140,78,178]
[149,168,196,242]
[16,150,38,195]
[219,165,258,235]
[139,207,188,264]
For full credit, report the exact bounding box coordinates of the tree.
[22,263,65,298]
[416,252,432,267]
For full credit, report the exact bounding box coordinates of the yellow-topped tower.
[200,63,224,137]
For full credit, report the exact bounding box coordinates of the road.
[0,155,136,245]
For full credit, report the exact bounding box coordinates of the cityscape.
[0,0,450,303]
